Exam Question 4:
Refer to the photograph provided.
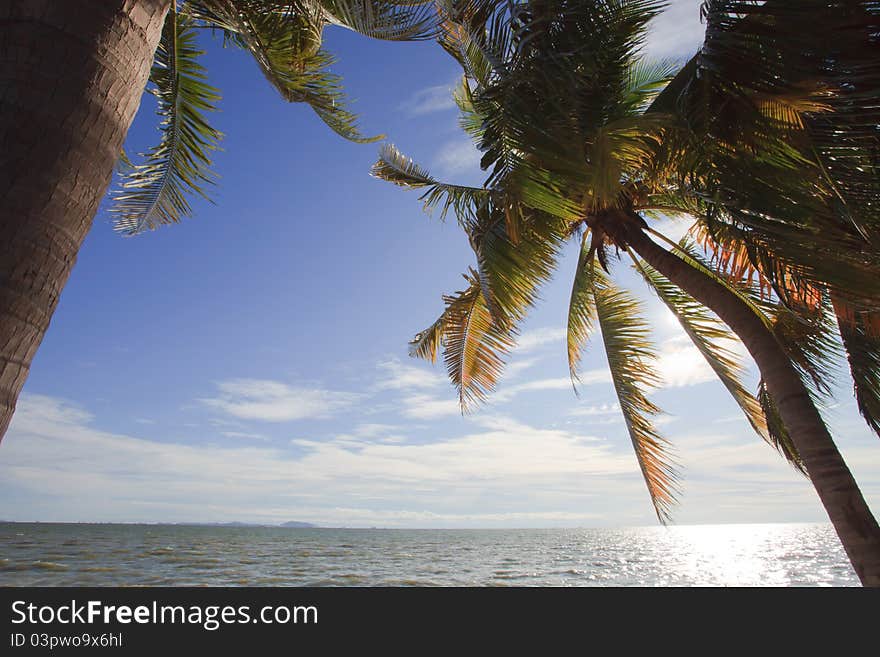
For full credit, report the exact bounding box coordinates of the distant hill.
[165,520,318,528]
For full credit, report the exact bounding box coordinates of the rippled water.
[0,522,857,586]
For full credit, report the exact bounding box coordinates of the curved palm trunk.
[0,0,170,439]
[623,224,880,586]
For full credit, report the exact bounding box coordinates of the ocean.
[0,522,857,587]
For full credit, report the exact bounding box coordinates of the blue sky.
[0,1,877,528]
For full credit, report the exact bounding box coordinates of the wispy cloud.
[374,359,445,391]
[200,379,359,422]
[495,371,611,403]
[569,403,621,418]
[649,215,695,244]
[0,394,644,527]
[516,327,567,352]
[401,393,461,420]
[220,431,270,441]
[4,393,877,526]
[434,139,481,176]
[399,83,457,116]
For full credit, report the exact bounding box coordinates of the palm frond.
[567,231,599,387]
[649,231,775,330]
[370,143,490,224]
[191,0,378,142]
[649,0,880,306]
[111,11,222,235]
[409,269,516,411]
[767,300,841,403]
[832,296,880,438]
[629,251,771,444]
[622,58,680,115]
[469,201,566,327]
[409,312,446,363]
[591,264,680,523]
[317,0,438,41]
[757,378,805,473]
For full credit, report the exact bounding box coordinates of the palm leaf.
[370,144,490,224]
[591,264,680,523]
[318,0,439,41]
[409,268,516,411]
[767,300,840,403]
[469,199,566,327]
[566,231,599,387]
[629,252,771,439]
[111,10,222,235]
[191,0,379,142]
[757,378,806,473]
[832,296,880,438]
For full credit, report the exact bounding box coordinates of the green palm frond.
[192,0,379,142]
[469,200,566,327]
[567,231,599,387]
[757,379,805,473]
[438,0,669,198]
[318,0,438,41]
[833,299,880,439]
[111,11,222,235]
[370,144,490,224]
[629,252,772,442]
[409,268,516,411]
[649,0,880,306]
[622,58,680,115]
[591,264,680,523]
[767,300,840,403]
[453,76,485,144]
[649,231,776,330]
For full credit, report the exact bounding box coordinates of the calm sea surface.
[0,522,857,587]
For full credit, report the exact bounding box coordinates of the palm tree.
[647,0,880,436]
[372,0,880,584]
[0,0,436,440]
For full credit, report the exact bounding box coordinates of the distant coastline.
[0,520,318,528]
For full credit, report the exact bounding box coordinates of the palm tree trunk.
[0,0,170,440]
[623,223,880,586]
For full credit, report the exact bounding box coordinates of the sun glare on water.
[658,523,842,587]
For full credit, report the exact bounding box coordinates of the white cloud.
[516,327,567,352]
[0,394,643,527]
[401,393,461,420]
[644,0,705,61]
[3,394,877,527]
[650,215,695,245]
[200,379,359,422]
[569,403,621,418]
[220,431,269,441]
[503,357,541,379]
[494,371,611,404]
[374,359,445,391]
[495,377,573,402]
[434,140,481,176]
[400,83,457,116]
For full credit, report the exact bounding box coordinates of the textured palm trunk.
[624,224,880,586]
[0,0,170,440]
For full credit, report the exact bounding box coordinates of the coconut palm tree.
[0,0,437,440]
[371,0,880,584]
[646,0,880,436]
